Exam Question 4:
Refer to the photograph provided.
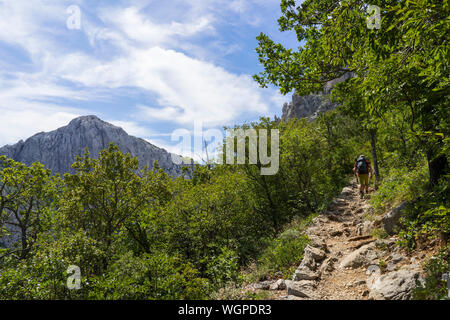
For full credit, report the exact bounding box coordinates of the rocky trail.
[244,181,433,300]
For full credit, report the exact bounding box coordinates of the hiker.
[353,155,373,199]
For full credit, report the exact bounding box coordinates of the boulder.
[382,202,409,235]
[319,257,338,274]
[345,280,366,288]
[295,242,327,273]
[293,266,320,281]
[270,279,286,291]
[390,253,406,264]
[339,243,381,269]
[299,253,317,271]
[375,238,396,248]
[285,280,317,298]
[308,235,328,252]
[356,221,375,236]
[303,245,326,262]
[386,262,397,272]
[306,227,322,237]
[340,187,354,197]
[245,280,275,291]
[369,266,423,300]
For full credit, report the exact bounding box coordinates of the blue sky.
[0,0,301,158]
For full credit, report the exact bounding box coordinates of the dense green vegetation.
[0,0,448,300]
[254,0,449,299]
[0,113,359,299]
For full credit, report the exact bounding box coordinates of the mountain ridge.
[280,73,353,121]
[0,115,185,176]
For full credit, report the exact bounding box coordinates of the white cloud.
[228,0,247,14]
[59,46,271,127]
[0,1,69,58]
[108,120,155,138]
[145,138,183,156]
[0,76,94,146]
[0,0,288,148]
[99,6,214,46]
[0,103,82,146]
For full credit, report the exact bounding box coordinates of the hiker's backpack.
[356,157,369,174]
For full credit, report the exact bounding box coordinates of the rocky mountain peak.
[68,114,102,125]
[281,73,353,121]
[67,115,116,129]
[0,116,185,176]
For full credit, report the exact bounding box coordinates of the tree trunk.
[20,225,28,259]
[426,149,448,188]
[369,129,380,188]
[260,174,278,234]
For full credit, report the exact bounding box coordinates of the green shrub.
[398,178,449,250]
[257,231,309,277]
[378,259,387,272]
[89,251,210,300]
[413,246,450,300]
[371,164,429,213]
[204,247,241,288]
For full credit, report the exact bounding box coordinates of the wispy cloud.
[0,0,290,147]
[59,47,270,126]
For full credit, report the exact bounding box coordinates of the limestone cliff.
[281,73,352,121]
[0,115,184,176]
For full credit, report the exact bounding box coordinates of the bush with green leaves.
[88,251,210,300]
[398,178,450,250]
[204,247,241,289]
[0,156,58,259]
[0,229,107,300]
[413,246,450,300]
[256,230,309,278]
[371,164,429,213]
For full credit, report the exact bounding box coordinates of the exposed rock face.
[0,115,185,176]
[270,279,286,291]
[368,266,423,300]
[281,73,352,121]
[285,280,317,299]
[339,243,381,269]
[382,201,409,235]
[293,266,320,281]
[281,93,337,121]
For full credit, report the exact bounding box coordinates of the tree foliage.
[0,0,448,300]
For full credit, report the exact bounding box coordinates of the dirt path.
[307,181,375,300]
[241,180,429,300]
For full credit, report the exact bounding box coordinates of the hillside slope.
[244,182,433,300]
